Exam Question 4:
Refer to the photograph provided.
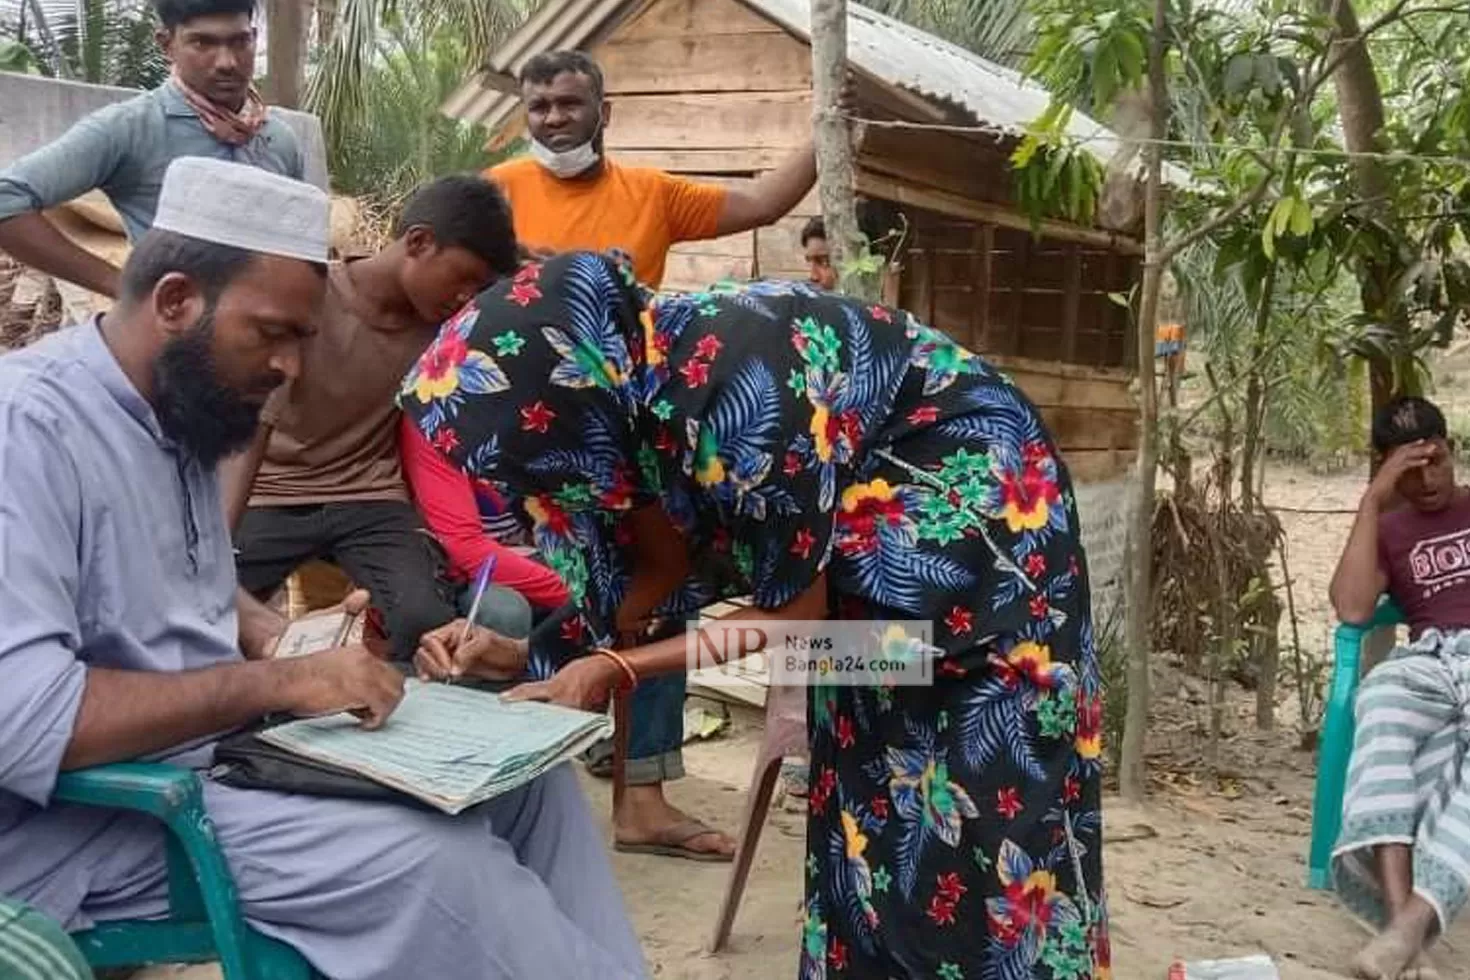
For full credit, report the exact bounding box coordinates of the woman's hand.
[502,655,623,711]
[414,619,528,682]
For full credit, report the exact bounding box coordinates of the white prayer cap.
[152,156,330,263]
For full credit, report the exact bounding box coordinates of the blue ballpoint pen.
[451,554,497,684]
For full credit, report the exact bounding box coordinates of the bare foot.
[1398,959,1440,980]
[1353,930,1418,980]
[614,786,736,861]
[1353,902,1436,980]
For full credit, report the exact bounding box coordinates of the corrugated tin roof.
[748,0,1122,152]
[443,0,1184,180]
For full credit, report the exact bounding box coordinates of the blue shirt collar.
[75,316,171,446]
[157,79,201,119]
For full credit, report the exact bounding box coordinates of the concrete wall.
[0,72,330,191]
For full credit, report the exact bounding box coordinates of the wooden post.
[1061,244,1082,364]
[1118,0,1169,804]
[810,0,877,302]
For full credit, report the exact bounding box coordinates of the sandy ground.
[135,463,1470,980]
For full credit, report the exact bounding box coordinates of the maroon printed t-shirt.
[1379,489,1470,637]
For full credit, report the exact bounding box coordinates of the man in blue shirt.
[0,156,645,980]
[0,0,302,301]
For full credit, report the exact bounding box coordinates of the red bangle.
[593,647,639,691]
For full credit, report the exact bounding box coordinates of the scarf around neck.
[171,71,268,146]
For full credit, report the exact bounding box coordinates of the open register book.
[257,680,613,815]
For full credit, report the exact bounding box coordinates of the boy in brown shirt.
[224,175,522,661]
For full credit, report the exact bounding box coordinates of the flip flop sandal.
[582,752,615,779]
[614,819,735,863]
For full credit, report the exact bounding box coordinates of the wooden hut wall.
[891,203,1138,482]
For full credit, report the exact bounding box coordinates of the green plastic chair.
[1306,598,1402,889]
[54,762,319,980]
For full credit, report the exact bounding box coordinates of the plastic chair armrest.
[53,762,201,822]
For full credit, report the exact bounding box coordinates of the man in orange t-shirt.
[487,49,819,290]
[481,49,823,862]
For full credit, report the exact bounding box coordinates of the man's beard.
[152,309,275,467]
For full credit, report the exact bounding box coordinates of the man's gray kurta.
[0,321,646,980]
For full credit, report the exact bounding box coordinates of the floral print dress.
[397,252,1111,980]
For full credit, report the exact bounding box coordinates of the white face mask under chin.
[529,138,600,179]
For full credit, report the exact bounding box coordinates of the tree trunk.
[810,0,877,302]
[1319,0,1409,413]
[1238,260,1277,512]
[1117,0,1168,803]
[1209,411,1234,772]
[262,0,307,108]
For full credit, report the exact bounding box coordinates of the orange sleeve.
[660,172,728,243]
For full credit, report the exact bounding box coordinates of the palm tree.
[863,0,1033,66]
[328,11,512,211]
[0,0,165,86]
[305,0,533,156]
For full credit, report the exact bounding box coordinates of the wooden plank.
[972,224,993,351]
[617,0,784,41]
[756,211,824,274]
[663,251,755,291]
[1061,449,1135,483]
[1007,235,1027,357]
[987,352,1132,385]
[605,92,812,150]
[668,229,755,260]
[1003,373,1135,413]
[856,171,1145,255]
[613,147,792,173]
[907,247,936,327]
[1038,406,1139,451]
[859,126,1016,206]
[601,33,811,94]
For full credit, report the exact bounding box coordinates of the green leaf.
[1108,292,1131,307]
[1288,198,1314,237]
[1277,57,1302,96]
[1066,160,1085,222]
[1115,29,1145,82]
[1092,39,1119,111]
[0,41,39,75]
[1011,133,1043,169]
[1270,197,1296,238]
[1255,54,1282,99]
[1223,53,1256,98]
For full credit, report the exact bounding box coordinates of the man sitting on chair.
[1328,394,1469,980]
[0,157,645,980]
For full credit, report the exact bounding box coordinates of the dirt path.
[139,462,1470,979]
[132,718,1467,980]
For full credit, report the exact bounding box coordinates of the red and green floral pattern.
[398,252,1110,979]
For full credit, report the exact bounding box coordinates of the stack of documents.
[258,680,613,814]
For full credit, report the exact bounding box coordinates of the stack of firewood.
[0,256,63,352]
